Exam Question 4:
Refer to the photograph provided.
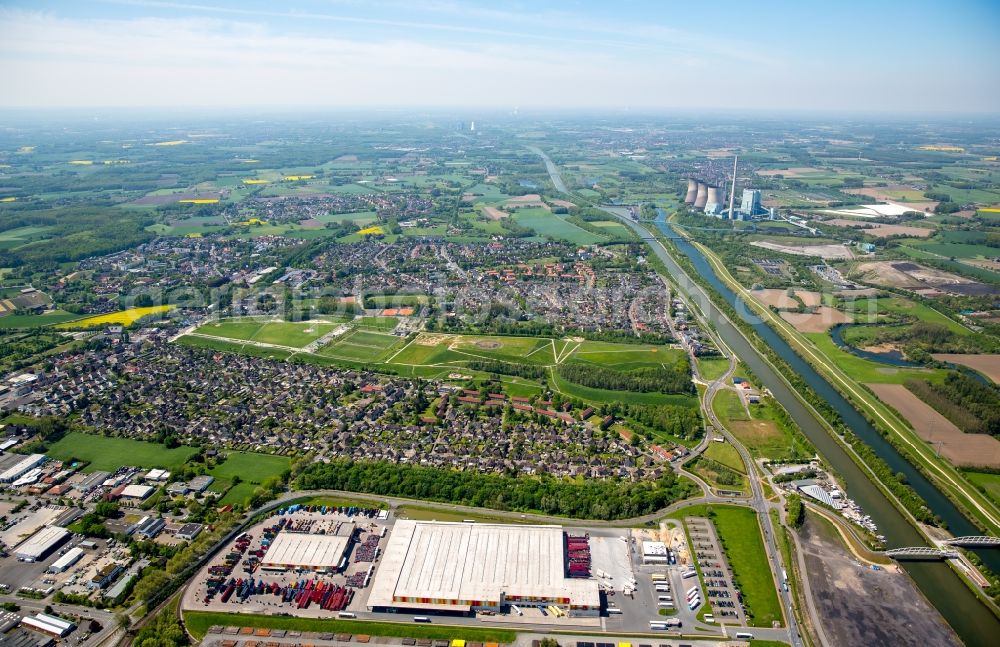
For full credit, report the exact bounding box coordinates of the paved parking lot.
[685,517,745,625]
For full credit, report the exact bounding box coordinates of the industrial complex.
[368,520,601,616]
[684,158,772,220]
[260,531,351,572]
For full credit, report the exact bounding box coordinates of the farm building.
[15,526,69,562]
[368,520,601,617]
[260,532,351,572]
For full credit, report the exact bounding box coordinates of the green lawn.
[252,321,339,348]
[46,432,198,472]
[176,334,293,361]
[355,316,399,331]
[182,611,516,643]
[209,451,290,486]
[194,319,265,341]
[703,441,746,474]
[713,389,749,422]
[697,357,730,381]
[551,371,697,407]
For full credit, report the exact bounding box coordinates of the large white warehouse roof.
[368,520,599,611]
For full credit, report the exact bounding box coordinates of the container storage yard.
[184,503,385,618]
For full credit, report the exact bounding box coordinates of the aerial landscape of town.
[0,2,999,647]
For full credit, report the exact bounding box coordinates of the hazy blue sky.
[1,0,998,112]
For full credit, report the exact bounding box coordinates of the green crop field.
[46,432,198,472]
[182,611,516,643]
[0,310,82,328]
[512,206,604,245]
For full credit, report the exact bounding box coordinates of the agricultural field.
[55,305,175,329]
[511,206,604,245]
[45,432,198,472]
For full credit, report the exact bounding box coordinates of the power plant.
[685,179,698,204]
[684,156,772,221]
[693,182,708,209]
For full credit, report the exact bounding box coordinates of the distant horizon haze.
[0,0,998,113]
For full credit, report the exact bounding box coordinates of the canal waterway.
[637,207,1000,646]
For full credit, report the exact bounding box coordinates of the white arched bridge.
[884,547,960,560]
[942,536,1000,548]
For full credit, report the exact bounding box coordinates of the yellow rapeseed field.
[357,225,385,236]
[283,175,314,181]
[242,179,269,185]
[151,140,188,146]
[56,305,175,329]
[980,208,1000,213]
[69,160,94,165]
[917,145,964,152]
[179,199,220,204]
[0,197,16,203]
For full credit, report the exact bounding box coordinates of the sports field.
[194,319,343,348]
[45,432,198,472]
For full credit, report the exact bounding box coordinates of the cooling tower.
[706,185,722,206]
[694,182,708,209]
[684,179,698,204]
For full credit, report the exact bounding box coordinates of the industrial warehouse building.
[260,532,351,572]
[47,547,84,573]
[368,520,600,617]
[15,526,69,562]
[641,541,668,564]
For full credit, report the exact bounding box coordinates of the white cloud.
[0,8,993,111]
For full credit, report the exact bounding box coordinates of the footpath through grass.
[182,611,516,643]
[45,432,198,471]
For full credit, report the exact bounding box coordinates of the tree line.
[557,361,693,395]
[296,459,696,520]
[906,373,1000,436]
